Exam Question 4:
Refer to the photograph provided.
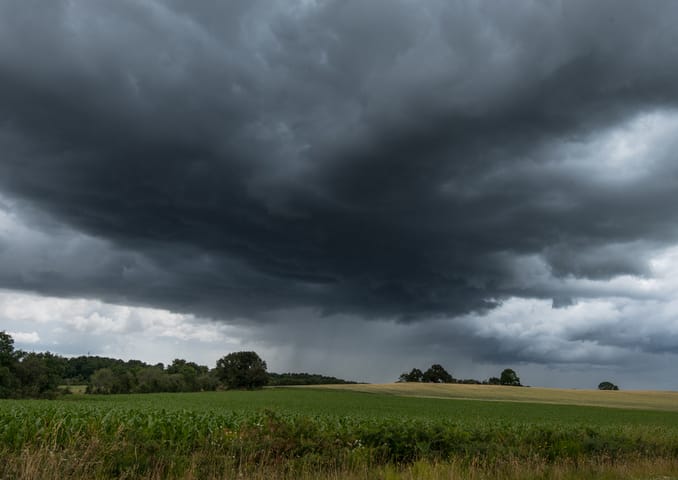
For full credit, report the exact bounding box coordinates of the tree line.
[398,364,522,386]
[400,364,620,390]
[0,331,353,399]
[0,331,621,398]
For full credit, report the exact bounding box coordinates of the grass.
[3,386,678,479]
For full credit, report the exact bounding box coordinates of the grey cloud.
[1,0,678,325]
[552,297,576,309]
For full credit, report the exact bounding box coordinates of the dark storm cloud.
[2,0,678,322]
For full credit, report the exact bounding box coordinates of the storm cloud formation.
[2,0,678,379]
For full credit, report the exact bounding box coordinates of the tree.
[500,368,521,386]
[598,381,619,391]
[135,367,169,393]
[15,352,65,398]
[398,368,424,382]
[0,331,20,398]
[0,331,15,365]
[216,351,268,389]
[422,364,454,383]
[167,358,210,391]
[88,368,116,394]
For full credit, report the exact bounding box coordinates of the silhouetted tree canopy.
[398,368,424,383]
[0,332,353,397]
[216,351,268,390]
[267,372,355,386]
[423,364,454,383]
[0,331,66,398]
[397,364,525,386]
[500,368,521,386]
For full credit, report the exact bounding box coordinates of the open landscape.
[3,385,678,479]
[4,2,678,479]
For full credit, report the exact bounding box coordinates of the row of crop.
[2,405,678,475]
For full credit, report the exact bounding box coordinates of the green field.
[3,386,678,479]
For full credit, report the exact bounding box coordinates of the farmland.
[312,382,678,411]
[3,386,678,479]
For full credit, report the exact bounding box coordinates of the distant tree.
[398,368,424,383]
[216,351,268,390]
[135,367,169,393]
[500,368,521,386]
[422,364,454,383]
[0,331,19,398]
[88,368,116,394]
[0,331,15,364]
[111,370,135,394]
[598,381,619,391]
[64,355,127,384]
[268,372,356,386]
[15,352,65,398]
[0,363,15,398]
[485,376,501,385]
[196,371,220,391]
[458,378,482,385]
[167,359,196,391]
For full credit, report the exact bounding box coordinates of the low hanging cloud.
[2,0,678,383]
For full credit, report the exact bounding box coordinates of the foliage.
[422,364,454,383]
[268,372,356,386]
[85,364,219,395]
[15,352,65,399]
[500,368,521,386]
[398,365,454,383]
[457,378,482,384]
[0,331,15,366]
[398,364,522,386]
[399,368,424,383]
[87,368,117,394]
[0,331,19,398]
[0,331,65,399]
[2,331,349,397]
[216,351,268,389]
[598,381,619,391]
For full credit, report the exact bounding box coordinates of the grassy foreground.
[3,387,678,479]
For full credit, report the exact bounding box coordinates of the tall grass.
[6,447,678,479]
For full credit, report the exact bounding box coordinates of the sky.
[1,0,678,389]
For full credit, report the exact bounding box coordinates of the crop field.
[312,382,678,412]
[3,386,678,479]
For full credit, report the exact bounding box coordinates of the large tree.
[499,368,521,386]
[422,364,454,383]
[216,351,268,390]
